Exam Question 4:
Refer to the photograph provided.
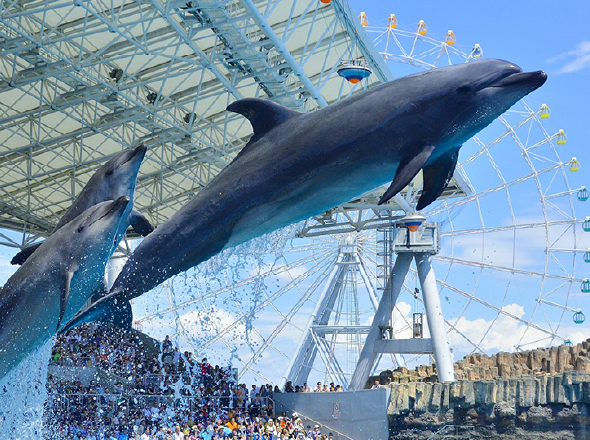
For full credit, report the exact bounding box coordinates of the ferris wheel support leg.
[280,254,346,388]
[348,253,413,391]
[415,253,455,383]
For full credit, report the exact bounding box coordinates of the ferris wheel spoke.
[439,219,579,237]
[433,255,580,282]
[536,302,556,335]
[433,277,561,340]
[548,251,574,279]
[538,281,570,300]
[538,298,580,313]
[425,161,567,218]
[237,253,341,379]
[545,198,575,220]
[199,249,337,352]
[444,318,486,355]
[139,249,335,318]
[460,112,538,168]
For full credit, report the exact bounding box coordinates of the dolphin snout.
[133,144,147,157]
[489,70,547,90]
[115,145,147,169]
[101,196,130,218]
[112,195,131,212]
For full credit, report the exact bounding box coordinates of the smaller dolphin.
[0,197,131,379]
[11,144,153,265]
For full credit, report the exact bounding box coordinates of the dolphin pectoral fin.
[11,242,43,265]
[57,271,74,331]
[378,145,435,205]
[129,209,154,237]
[227,98,301,144]
[416,147,460,210]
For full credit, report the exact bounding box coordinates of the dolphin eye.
[77,226,84,233]
[457,85,472,96]
[106,170,114,176]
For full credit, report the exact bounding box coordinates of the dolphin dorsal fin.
[227,98,301,143]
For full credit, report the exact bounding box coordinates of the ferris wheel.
[131,14,589,386]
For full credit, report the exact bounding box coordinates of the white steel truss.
[0,0,387,249]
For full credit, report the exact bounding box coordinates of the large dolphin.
[0,197,131,379]
[64,59,546,329]
[11,144,153,265]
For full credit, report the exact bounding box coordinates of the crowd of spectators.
[46,324,341,439]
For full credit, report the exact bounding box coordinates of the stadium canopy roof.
[0,0,467,250]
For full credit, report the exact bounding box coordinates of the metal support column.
[348,253,413,391]
[281,254,346,387]
[415,253,455,383]
[349,249,454,390]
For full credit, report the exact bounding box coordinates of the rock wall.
[386,370,590,439]
[372,339,590,385]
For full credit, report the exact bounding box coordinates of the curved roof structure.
[0,0,391,249]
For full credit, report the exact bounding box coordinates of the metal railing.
[47,392,275,415]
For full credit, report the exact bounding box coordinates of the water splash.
[137,223,303,363]
[0,337,54,440]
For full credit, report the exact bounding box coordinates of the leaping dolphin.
[64,59,546,330]
[0,197,131,379]
[11,144,153,265]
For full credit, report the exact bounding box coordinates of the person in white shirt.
[173,425,184,440]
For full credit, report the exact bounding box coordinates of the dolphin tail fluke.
[59,293,132,333]
[105,300,133,330]
[91,278,109,303]
[91,280,133,330]
[417,147,460,211]
[59,294,113,333]
[378,145,435,205]
[11,242,43,265]
[129,209,154,236]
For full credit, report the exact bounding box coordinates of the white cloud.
[547,41,590,74]
[447,303,566,356]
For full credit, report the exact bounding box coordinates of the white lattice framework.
[0,0,390,250]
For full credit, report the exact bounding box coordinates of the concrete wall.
[274,388,390,440]
[47,365,99,386]
[47,365,132,388]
